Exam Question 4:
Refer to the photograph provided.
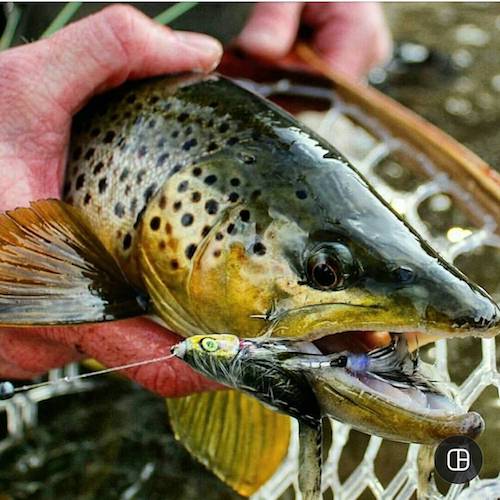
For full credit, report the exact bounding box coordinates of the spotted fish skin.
[65,72,499,342]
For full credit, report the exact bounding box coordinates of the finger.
[28,318,219,398]
[236,3,304,59]
[0,5,222,120]
[304,3,392,78]
[0,329,82,378]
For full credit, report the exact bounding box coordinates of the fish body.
[0,73,498,496]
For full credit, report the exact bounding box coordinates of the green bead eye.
[200,337,219,352]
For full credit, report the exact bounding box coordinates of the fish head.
[138,79,499,443]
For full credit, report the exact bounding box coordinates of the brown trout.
[0,73,498,496]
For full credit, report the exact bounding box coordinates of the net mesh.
[0,78,499,499]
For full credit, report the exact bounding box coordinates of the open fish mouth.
[281,330,484,443]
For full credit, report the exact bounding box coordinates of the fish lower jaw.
[332,365,461,417]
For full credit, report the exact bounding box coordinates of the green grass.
[155,2,198,26]
[0,4,22,50]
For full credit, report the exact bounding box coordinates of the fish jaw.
[310,366,484,444]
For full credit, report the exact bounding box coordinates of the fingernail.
[174,31,222,58]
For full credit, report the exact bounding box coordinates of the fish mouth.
[286,329,484,443]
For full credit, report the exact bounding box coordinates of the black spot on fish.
[181,213,194,227]
[123,233,132,250]
[138,146,147,158]
[251,190,262,200]
[207,142,218,152]
[137,170,146,184]
[171,259,179,270]
[251,131,261,141]
[98,178,108,193]
[72,147,82,161]
[253,242,266,256]
[172,164,182,175]
[296,190,308,200]
[182,138,197,151]
[130,198,137,213]
[227,137,239,146]
[185,126,193,135]
[178,181,189,193]
[149,96,159,105]
[135,103,143,111]
[228,192,239,203]
[148,119,156,129]
[171,130,179,138]
[185,244,197,259]
[76,174,86,190]
[205,199,218,215]
[192,191,201,202]
[85,148,95,160]
[227,223,235,235]
[173,201,182,212]
[215,232,223,241]
[157,138,166,148]
[204,175,217,185]
[159,241,166,250]
[144,183,157,202]
[90,128,100,138]
[125,185,131,196]
[178,112,189,123]
[230,178,240,187]
[165,223,172,235]
[114,202,125,218]
[93,162,104,175]
[119,169,129,182]
[162,102,171,112]
[219,123,229,133]
[201,226,211,237]
[213,249,221,258]
[104,131,115,143]
[150,216,161,231]
[159,195,167,209]
[84,193,91,205]
[240,210,250,222]
[193,167,202,177]
[156,153,170,167]
[206,119,214,128]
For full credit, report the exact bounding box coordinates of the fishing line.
[0,353,176,400]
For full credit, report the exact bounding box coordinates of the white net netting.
[0,78,498,499]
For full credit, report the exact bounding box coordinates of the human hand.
[236,2,392,78]
[0,5,222,396]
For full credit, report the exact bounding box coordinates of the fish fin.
[0,200,147,325]
[298,420,322,500]
[167,390,290,496]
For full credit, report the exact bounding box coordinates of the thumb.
[236,3,304,60]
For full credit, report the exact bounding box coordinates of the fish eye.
[200,337,219,352]
[306,243,354,291]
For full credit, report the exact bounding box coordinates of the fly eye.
[200,337,219,352]
[307,253,342,290]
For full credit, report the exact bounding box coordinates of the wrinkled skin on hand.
[236,2,392,78]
